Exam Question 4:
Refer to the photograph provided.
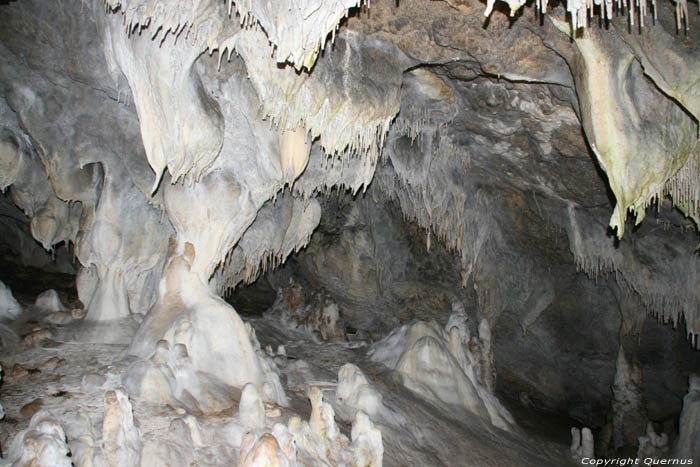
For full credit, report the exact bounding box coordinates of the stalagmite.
[101,389,141,467]
[0,1,699,466]
[610,347,647,450]
[0,281,21,320]
[336,363,383,420]
[345,411,383,467]
[636,422,670,459]
[570,427,595,462]
[5,411,73,466]
[369,308,515,431]
[33,289,67,313]
[673,374,700,461]
[239,383,266,432]
[239,433,290,467]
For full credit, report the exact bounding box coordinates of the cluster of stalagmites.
[0,383,139,466]
[1,377,383,466]
[2,271,700,465]
[569,373,700,463]
[263,278,348,342]
[1,0,700,464]
[236,383,383,467]
[0,279,384,466]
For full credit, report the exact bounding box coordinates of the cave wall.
[278,171,698,433]
[2,0,699,340]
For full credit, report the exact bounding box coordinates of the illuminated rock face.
[368,309,515,431]
[0,0,699,463]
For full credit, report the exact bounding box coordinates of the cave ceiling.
[0,0,698,377]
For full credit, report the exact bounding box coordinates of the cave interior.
[0,0,699,465]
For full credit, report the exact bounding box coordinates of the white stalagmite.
[369,308,515,431]
[570,427,582,461]
[673,374,700,461]
[239,383,266,432]
[5,411,73,466]
[308,386,345,455]
[0,280,21,320]
[239,432,291,467]
[582,428,595,460]
[636,422,670,459]
[336,363,383,420]
[345,411,383,467]
[123,339,177,407]
[570,427,595,462]
[128,241,288,410]
[101,389,141,467]
[33,289,67,313]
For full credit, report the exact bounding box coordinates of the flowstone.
[369,307,515,431]
[128,241,287,410]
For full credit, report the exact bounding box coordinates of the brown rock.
[38,356,64,371]
[241,433,285,467]
[20,399,43,418]
[71,308,87,320]
[10,364,29,378]
[22,329,53,347]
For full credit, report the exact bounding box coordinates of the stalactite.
[486,0,685,32]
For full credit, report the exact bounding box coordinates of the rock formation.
[0,0,699,464]
[673,374,700,461]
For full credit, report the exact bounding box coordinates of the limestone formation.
[636,422,670,460]
[345,411,383,467]
[570,427,595,462]
[239,383,266,432]
[4,411,72,466]
[610,347,647,450]
[33,289,67,313]
[101,389,141,467]
[369,309,515,431]
[0,281,21,320]
[336,363,383,421]
[0,0,699,465]
[239,432,290,467]
[264,280,346,342]
[673,374,700,462]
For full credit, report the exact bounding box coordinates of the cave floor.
[0,279,576,466]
